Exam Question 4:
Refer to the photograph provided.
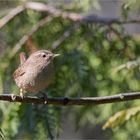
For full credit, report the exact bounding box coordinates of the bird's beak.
[53,53,60,57]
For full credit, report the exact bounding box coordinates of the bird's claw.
[38,91,48,104]
[20,89,25,99]
[11,94,16,101]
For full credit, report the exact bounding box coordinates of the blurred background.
[0,0,140,139]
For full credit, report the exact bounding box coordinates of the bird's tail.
[19,52,26,65]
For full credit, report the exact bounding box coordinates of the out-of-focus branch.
[108,25,125,42]
[1,1,140,30]
[1,1,140,59]
[108,25,129,51]
[9,16,53,58]
[0,5,25,29]
[1,92,140,105]
[25,2,140,25]
[112,59,140,74]
[52,24,77,50]
[52,27,72,50]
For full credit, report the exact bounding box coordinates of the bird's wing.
[13,67,25,79]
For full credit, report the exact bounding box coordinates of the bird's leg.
[20,88,25,99]
[19,52,26,99]
[38,91,48,104]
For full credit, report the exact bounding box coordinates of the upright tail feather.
[19,52,26,65]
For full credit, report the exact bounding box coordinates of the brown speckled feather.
[13,50,59,94]
[13,67,25,79]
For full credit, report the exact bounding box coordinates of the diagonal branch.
[9,16,53,58]
[52,24,77,50]
[1,92,140,105]
[0,5,25,29]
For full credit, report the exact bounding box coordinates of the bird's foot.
[38,91,48,104]
[20,89,25,99]
[11,94,16,101]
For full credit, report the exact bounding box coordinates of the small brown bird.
[13,50,60,98]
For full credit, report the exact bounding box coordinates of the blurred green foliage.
[0,0,140,139]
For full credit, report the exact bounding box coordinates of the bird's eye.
[42,54,46,58]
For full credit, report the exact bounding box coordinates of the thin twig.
[1,92,140,105]
[108,25,125,42]
[52,24,77,50]
[51,29,71,50]
[108,25,129,53]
